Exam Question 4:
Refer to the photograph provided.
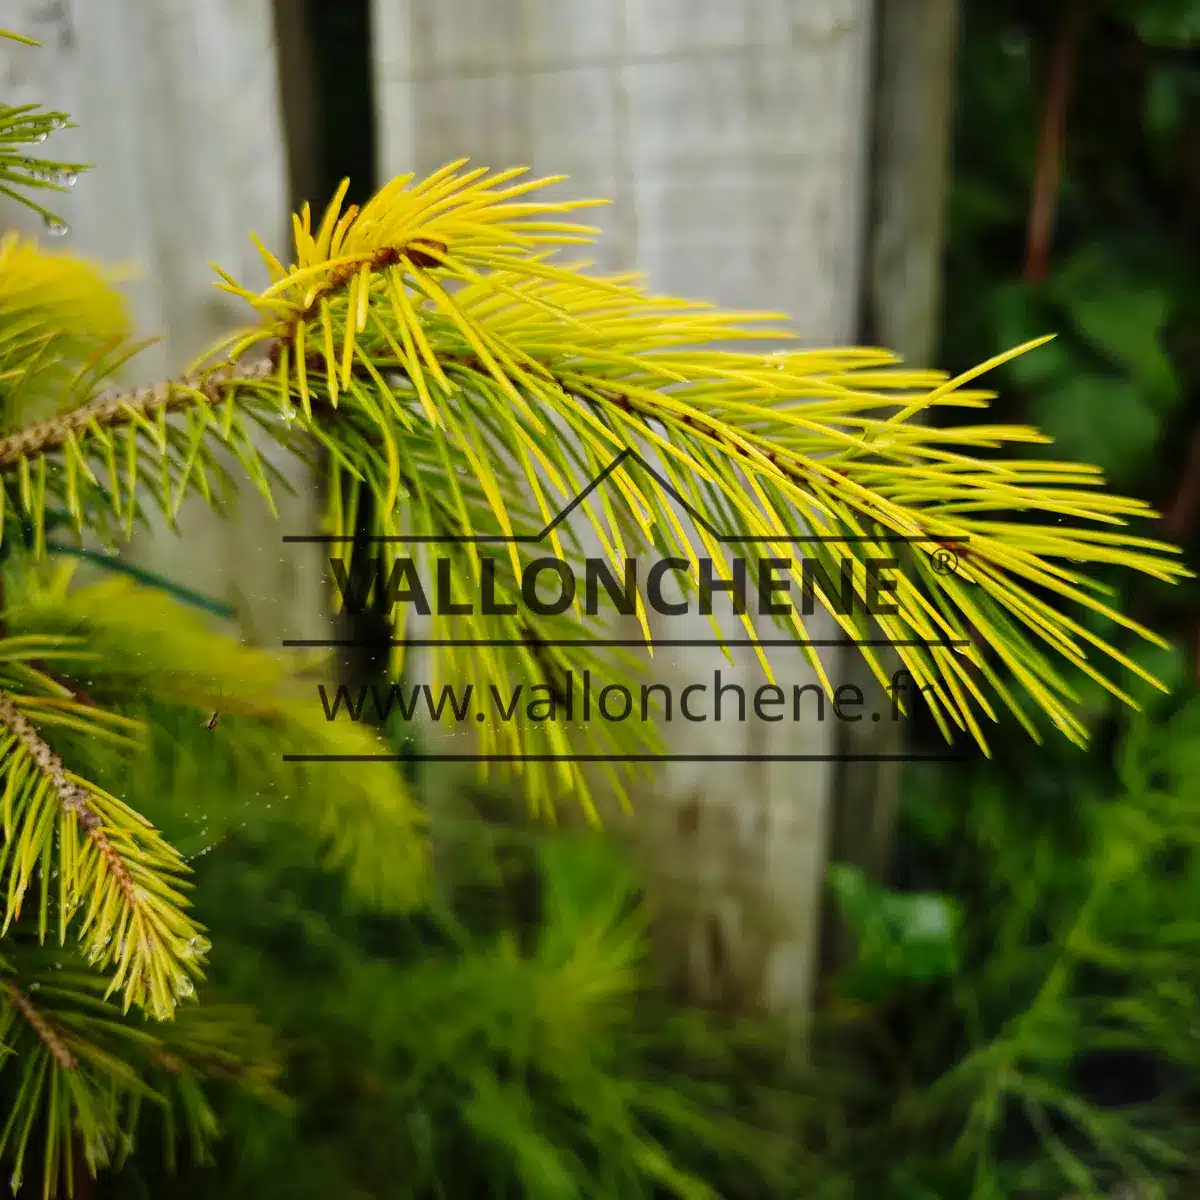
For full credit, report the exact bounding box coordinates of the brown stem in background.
[30,662,99,708]
[1160,422,1200,682]
[1163,424,1200,542]
[1185,122,1200,248]
[0,980,76,1070]
[1024,2,1089,284]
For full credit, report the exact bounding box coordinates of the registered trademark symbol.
[931,547,959,576]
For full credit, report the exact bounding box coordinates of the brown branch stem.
[0,979,76,1069]
[0,690,134,905]
[1024,2,1089,284]
[1163,424,1200,541]
[29,663,99,708]
[0,356,275,469]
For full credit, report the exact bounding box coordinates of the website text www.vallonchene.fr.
[315,669,933,728]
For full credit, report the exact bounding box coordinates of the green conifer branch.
[1,943,282,1195]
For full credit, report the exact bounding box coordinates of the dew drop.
[176,976,195,998]
[57,170,77,187]
[32,131,47,144]
[180,934,211,959]
[43,215,68,237]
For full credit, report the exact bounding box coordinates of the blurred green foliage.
[827,866,961,1004]
[96,761,823,1200]
[943,2,1200,506]
[826,2,1200,1195]
[827,693,1200,1198]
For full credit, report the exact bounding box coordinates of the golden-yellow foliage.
[0,161,1187,1034]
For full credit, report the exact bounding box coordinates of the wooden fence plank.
[0,0,329,649]
[370,0,875,1017]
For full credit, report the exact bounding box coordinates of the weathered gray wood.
[370,0,875,1017]
[271,0,321,211]
[827,0,961,915]
[862,0,961,366]
[0,0,329,649]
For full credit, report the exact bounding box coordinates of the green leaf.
[1051,253,1179,408]
[1034,376,1161,483]
[989,284,1072,388]
[828,865,961,1002]
[1121,639,1188,712]
[1108,0,1200,47]
[1144,67,1187,142]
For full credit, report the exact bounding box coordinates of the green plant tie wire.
[43,540,237,620]
[0,504,235,619]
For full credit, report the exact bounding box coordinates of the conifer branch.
[0,687,206,1019]
[0,163,1190,761]
[0,29,1189,1181]
[4,574,432,914]
[0,688,129,877]
[0,945,281,1195]
[0,159,1186,1022]
[0,356,274,467]
[0,690,98,823]
[0,978,75,1070]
